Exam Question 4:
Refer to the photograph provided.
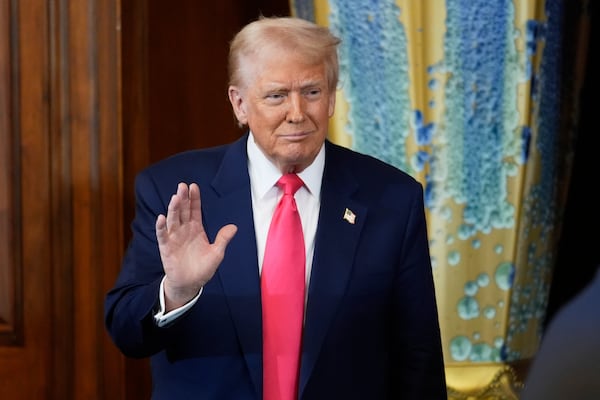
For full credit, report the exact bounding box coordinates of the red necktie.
[262,173,305,400]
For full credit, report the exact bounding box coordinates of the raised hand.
[155,182,238,310]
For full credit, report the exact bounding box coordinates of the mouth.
[280,131,310,141]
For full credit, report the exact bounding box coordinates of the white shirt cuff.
[153,276,202,327]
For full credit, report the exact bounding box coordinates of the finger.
[156,214,167,244]
[189,183,202,224]
[213,224,238,254]
[165,191,181,232]
[179,182,191,223]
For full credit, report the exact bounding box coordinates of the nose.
[286,93,305,123]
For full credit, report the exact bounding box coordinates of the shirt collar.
[247,131,325,199]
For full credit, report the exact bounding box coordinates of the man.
[105,16,447,399]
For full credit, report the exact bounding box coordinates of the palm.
[156,182,237,307]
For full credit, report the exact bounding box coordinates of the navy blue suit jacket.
[105,134,447,399]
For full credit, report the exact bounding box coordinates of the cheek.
[313,105,333,122]
[310,98,335,120]
[250,107,284,126]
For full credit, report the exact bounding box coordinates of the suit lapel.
[299,142,367,395]
[201,137,369,397]
[201,135,263,396]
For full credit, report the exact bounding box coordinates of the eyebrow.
[263,80,324,91]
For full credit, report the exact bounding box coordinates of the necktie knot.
[277,173,304,196]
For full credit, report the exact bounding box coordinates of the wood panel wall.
[0,0,288,398]
[0,0,125,398]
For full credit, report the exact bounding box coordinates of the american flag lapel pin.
[343,208,356,224]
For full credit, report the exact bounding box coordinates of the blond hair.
[228,16,341,91]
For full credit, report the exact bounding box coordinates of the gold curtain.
[291,0,590,398]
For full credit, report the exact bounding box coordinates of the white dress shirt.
[155,132,323,326]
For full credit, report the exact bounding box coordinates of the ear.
[228,86,248,125]
[328,90,336,117]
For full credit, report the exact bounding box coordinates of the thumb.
[214,224,238,253]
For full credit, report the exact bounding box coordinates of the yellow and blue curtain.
[291,0,586,398]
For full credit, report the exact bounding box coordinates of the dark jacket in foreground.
[520,266,600,400]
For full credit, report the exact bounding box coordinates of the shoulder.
[135,141,235,191]
[325,140,421,188]
[141,133,249,180]
[323,141,425,213]
[149,147,223,172]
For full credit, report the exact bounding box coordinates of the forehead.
[243,49,328,88]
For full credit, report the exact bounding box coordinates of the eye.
[304,88,322,99]
[265,92,286,104]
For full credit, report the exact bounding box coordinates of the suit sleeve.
[104,170,177,358]
[391,182,447,398]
